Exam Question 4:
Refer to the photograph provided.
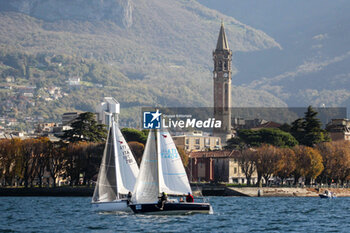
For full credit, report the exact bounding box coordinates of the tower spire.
[213,22,232,144]
[216,21,229,50]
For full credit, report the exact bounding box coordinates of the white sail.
[115,124,139,195]
[92,121,139,203]
[157,129,192,195]
[132,130,159,203]
[92,126,118,202]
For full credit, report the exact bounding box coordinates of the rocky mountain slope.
[0,0,285,127]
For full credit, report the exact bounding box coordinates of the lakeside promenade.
[1,186,350,197]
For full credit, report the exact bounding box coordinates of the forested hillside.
[0,0,285,129]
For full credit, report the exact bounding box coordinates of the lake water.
[1,196,349,232]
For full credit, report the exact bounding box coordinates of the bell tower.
[213,22,232,143]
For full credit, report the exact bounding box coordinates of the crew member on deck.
[186,192,194,202]
[127,191,132,205]
[158,192,168,210]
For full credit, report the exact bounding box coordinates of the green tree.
[234,128,298,148]
[290,118,304,143]
[225,137,246,150]
[60,112,107,143]
[303,106,327,146]
[279,123,291,133]
[121,128,147,144]
[291,106,329,146]
[128,141,145,166]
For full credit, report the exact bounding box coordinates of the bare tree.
[255,144,280,185]
[47,141,65,187]
[234,148,256,185]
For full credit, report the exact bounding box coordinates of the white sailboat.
[129,129,213,214]
[91,120,139,212]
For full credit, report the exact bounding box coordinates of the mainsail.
[92,121,139,203]
[132,130,159,203]
[157,129,191,195]
[92,125,118,202]
[115,126,139,194]
[132,129,192,204]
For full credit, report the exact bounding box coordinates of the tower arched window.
[224,61,228,70]
[218,61,222,71]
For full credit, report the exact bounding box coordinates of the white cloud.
[248,50,350,88]
[312,33,328,41]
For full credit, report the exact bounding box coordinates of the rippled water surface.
[1,196,350,232]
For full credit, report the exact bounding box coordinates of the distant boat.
[91,120,139,212]
[129,129,213,215]
[319,190,336,199]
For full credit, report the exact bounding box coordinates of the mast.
[112,117,120,199]
[156,129,161,196]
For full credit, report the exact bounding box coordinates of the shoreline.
[0,187,94,197]
[223,187,350,197]
[1,186,350,197]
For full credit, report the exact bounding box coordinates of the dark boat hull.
[319,194,336,199]
[129,202,212,215]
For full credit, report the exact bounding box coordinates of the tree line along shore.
[221,106,350,186]
[1,107,350,189]
[1,186,350,197]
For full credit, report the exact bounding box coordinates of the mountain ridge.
[199,0,350,112]
[0,0,286,128]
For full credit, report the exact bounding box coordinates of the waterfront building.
[213,22,233,145]
[326,118,350,141]
[188,150,258,184]
[173,131,221,152]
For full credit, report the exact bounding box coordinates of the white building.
[68,77,81,86]
[96,97,120,127]
[173,131,222,152]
